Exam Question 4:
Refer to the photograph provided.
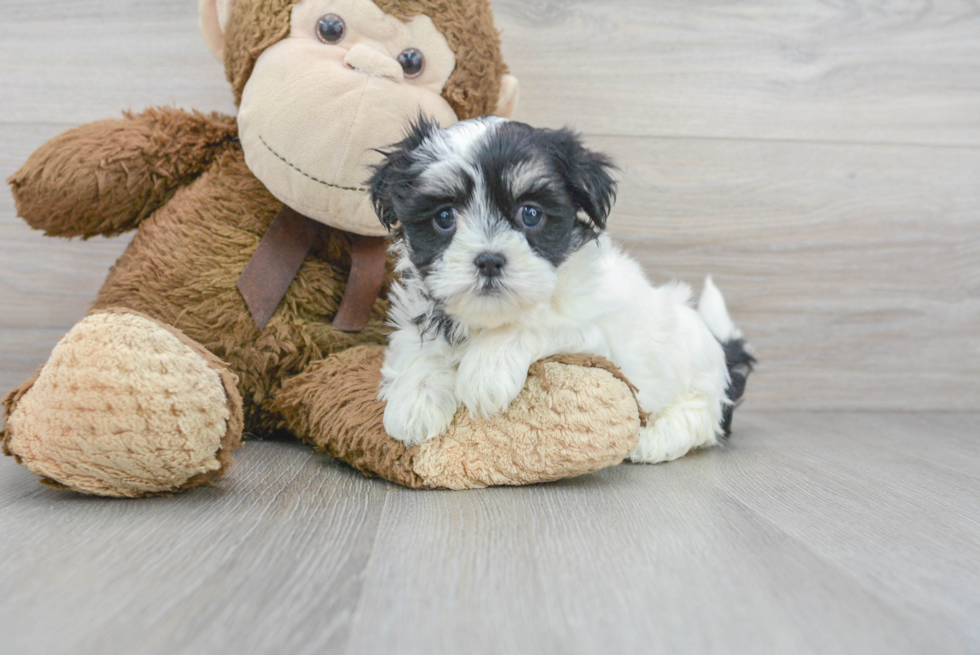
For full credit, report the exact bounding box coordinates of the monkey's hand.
[8,107,237,239]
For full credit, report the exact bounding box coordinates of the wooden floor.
[2,1,979,654]
[1,413,977,655]
[1,0,978,410]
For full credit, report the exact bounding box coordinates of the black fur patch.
[475,121,617,267]
[720,338,756,437]
[413,307,464,346]
[369,115,442,231]
[368,117,618,272]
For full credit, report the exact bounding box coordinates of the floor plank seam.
[716,476,968,646]
[563,132,980,151]
[136,450,320,628]
[340,481,392,655]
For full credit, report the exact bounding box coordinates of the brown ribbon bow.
[237,205,388,332]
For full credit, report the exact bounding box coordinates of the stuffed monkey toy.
[1,0,641,497]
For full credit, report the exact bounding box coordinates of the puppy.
[369,117,754,463]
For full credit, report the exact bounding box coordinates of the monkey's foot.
[276,346,641,489]
[1,310,243,497]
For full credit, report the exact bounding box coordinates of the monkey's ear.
[199,0,236,61]
[494,75,521,119]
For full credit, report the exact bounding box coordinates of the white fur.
[379,117,739,461]
[382,233,737,463]
[698,275,742,342]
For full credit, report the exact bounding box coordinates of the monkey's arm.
[7,107,237,238]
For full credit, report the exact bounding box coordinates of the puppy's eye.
[433,207,457,234]
[398,48,425,78]
[316,14,346,44]
[517,204,545,230]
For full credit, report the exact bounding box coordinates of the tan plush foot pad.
[276,346,640,490]
[1,309,243,497]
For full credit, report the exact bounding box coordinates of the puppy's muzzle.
[474,252,507,279]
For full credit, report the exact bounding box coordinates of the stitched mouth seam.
[259,135,369,193]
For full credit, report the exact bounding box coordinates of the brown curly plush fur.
[2,308,245,497]
[3,0,508,484]
[276,346,640,490]
[84,118,392,434]
[275,345,427,487]
[53,0,509,436]
[2,0,640,496]
[8,109,238,239]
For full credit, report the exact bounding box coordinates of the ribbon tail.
[237,205,321,330]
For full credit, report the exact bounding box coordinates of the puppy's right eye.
[433,207,457,234]
[517,204,546,230]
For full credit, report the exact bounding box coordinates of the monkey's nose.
[474,252,507,278]
[343,44,404,80]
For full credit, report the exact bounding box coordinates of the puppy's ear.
[369,155,404,231]
[549,129,618,230]
[369,115,439,230]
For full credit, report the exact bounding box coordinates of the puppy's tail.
[697,276,756,437]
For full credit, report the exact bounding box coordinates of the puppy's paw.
[382,381,458,446]
[455,356,528,420]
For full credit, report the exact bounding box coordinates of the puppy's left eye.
[433,207,457,234]
[517,204,546,230]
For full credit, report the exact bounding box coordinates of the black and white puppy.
[370,117,754,463]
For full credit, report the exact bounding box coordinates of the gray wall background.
[1,0,977,412]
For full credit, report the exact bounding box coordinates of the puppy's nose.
[474,252,507,278]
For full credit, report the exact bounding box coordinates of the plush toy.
[1,0,641,497]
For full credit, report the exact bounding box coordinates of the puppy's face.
[370,117,617,329]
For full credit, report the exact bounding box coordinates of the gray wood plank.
[4,121,977,411]
[494,0,980,145]
[0,441,389,655]
[0,3,237,125]
[1,1,979,413]
[720,413,980,649]
[1,414,978,654]
[2,1,978,147]
[341,412,979,655]
[600,135,980,411]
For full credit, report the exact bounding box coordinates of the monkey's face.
[237,0,459,236]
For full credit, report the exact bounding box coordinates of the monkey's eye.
[316,14,346,44]
[397,48,425,78]
[517,204,545,230]
[433,207,457,234]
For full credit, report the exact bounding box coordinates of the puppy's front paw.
[455,356,528,420]
[382,381,458,446]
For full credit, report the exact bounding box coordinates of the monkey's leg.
[275,346,640,489]
[1,310,243,497]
